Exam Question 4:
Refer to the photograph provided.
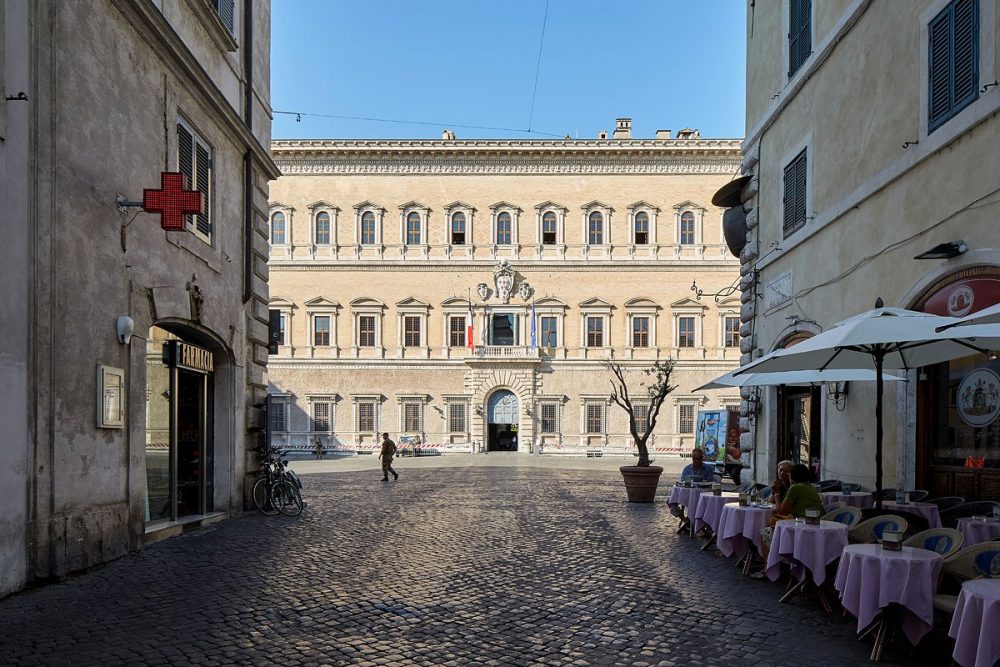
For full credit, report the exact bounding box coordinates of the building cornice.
[271,138,743,176]
[268,260,739,272]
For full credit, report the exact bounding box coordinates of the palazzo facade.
[267,123,743,456]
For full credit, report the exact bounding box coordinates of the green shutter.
[952,0,979,110]
[783,149,807,237]
[929,0,979,132]
[177,123,194,229]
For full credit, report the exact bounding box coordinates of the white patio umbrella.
[734,300,1000,506]
[694,368,904,392]
[936,302,1000,331]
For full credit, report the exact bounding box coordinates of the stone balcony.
[465,345,542,365]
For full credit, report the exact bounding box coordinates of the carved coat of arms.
[494,260,515,304]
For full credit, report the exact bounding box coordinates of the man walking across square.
[378,432,399,481]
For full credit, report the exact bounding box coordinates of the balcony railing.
[470,345,541,359]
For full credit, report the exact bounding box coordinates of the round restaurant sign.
[957,368,1000,428]
[947,285,975,317]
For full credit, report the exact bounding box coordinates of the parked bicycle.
[252,448,304,516]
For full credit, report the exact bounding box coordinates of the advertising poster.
[695,410,729,462]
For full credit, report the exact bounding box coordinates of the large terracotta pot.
[620,465,664,503]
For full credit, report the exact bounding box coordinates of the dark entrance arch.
[487,390,519,452]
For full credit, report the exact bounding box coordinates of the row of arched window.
[269,202,704,248]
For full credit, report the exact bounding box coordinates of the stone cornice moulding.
[271,140,742,177]
[268,260,740,272]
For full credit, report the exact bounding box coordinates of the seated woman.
[754,464,824,577]
[769,460,794,506]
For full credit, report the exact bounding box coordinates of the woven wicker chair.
[903,528,964,558]
[933,542,1000,616]
[823,500,846,514]
[822,505,862,527]
[848,515,908,544]
[925,496,965,512]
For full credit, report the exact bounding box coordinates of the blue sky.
[271,0,746,141]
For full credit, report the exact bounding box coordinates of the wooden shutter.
[177,123,194,229]
[783,149,807,236]
[928,9,952,128]
[788,0,800,77]
[215,0,236,34]
[195,142,211,236]
[952,0,979,111]
[929,0,979,132]
[798,0,812,68]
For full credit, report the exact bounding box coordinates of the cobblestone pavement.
[0,464,953,666]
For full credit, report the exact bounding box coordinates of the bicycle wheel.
[274,479,303,517]
[252,476,280,516]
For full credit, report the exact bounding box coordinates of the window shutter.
[794,151,807,231]
[195,142,211,235]
[177,123,194,229]
[952,0,978,110]
[215,0,236,34]
[929,9,954,130]
[783,160,797,233]
[798,0,812,67]
[788,0,800,77]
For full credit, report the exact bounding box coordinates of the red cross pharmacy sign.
[142,172,205,231]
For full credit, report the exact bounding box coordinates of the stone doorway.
[487,390,519,452]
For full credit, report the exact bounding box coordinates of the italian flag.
[467,296,475,350]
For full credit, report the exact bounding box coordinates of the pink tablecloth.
[949,579,1000,667]
[667,486,712,518]
[821,492,874,509]
[957,518,1000,547]
[693,492,740,534]
[717,503,772,558]
[834,544,943,645]
[765,519,849,585]
[881,501,942,529]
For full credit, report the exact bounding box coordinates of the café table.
[820,492,874,509]
[717,502,773,574]
[666,485,713,535]
[764,519,849,612]
[834,543,944,662]
[956,517,1000,547]
[949,579,1000,667]
[692,491,740,550]
[880,501,942,529]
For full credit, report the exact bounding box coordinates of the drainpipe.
[242,0,253,304]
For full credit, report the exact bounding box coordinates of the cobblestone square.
[0,462,953,666]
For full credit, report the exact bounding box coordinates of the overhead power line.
[273,109,564,138]
[527,0,550,132]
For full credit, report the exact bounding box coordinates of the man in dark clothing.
[379,432,398,481]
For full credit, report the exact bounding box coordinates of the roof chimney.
[676,128,700,140]
[655,129,671,140]
[441,129,456,140]
[598,130,608,140]
[613,117,632,140]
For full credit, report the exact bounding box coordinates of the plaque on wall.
[97,364,125,429]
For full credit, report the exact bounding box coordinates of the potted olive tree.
[609,359,677,502]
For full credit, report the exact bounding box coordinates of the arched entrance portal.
[487,390,519,451]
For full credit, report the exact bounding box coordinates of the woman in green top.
[753,464,824,578]
[778,464,824,518]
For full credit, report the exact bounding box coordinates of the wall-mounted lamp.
[116,315,135,345]
[914,240,967,260]
[827,381,849,411]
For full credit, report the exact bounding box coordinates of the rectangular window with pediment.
[725,317,740,348]
[634,403,650,435]
[586,402,605,434]
[541,317,558,348]
[449,316,466,347]
[448,403,467,433]
[586,317,604,348]
[404,316,421,348]
[632,317,650,348]
[313,316,331,347]
[357,401,376,432]
[678,404,695,434]
[540,403,558,434]
[678,317,695,348]
[312,401,331,432]
[403,402,422,432]
[542,212,558,245]
[358,316,376,347]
